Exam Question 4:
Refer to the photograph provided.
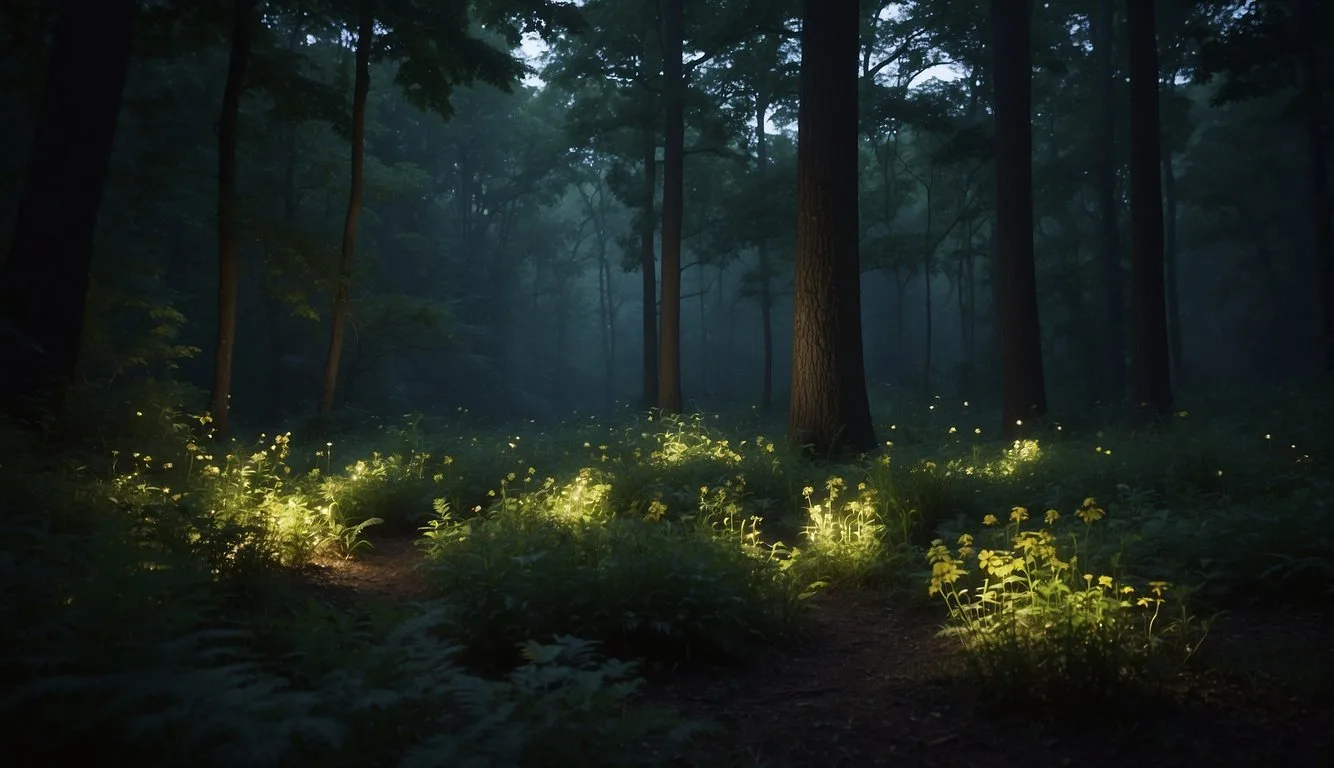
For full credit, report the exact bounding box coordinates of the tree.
[657,0,685,411]
[1126,0,1172,417]
[316,0,573,414]
[991,0,1046,439]
[0,0,139,424]
[319,0,373,415]
[1092,0,1126,401]
[208,0,258,435]
[1193,0,1334,375]
[788,0,875,454]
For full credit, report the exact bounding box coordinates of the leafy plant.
[926,500,1208,709]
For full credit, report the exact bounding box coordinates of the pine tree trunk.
[0,0,138,423]
[319,2,372,415]
[209,0,256,436]
[1126,0,1172,417]
[788,0,875,454]
[1093,0,1126,402]
[992,0,1047,439]
[657,0,684,411]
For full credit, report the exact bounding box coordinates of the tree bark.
[208,0,256,436]
[756,98,774,410]
[319,1,372,415]
[1126,0,1172,417]
[1297,0,1334,374]
[788,0,876,454]
[657,0,684,411]
[991,0,1047,439]
[0,0,138,423]
[1161,76,1184,387]
[1093,0,1126,402]
[640,124,659,407]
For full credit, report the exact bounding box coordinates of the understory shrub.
[418,496,806,669]
[1,505,702,767]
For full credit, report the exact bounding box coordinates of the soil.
[301,536,1334,767]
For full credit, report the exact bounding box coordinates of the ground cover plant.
[4,383,1332,766]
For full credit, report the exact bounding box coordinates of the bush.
[418,489,806,669]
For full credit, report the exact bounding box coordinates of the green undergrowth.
[928,501,1209,712]
[2,382,1331,762]
[416,474,811,670]
[0,491,705,767]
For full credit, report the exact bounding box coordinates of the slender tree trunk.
[788,0,876,454]
[640,125,659,407]
[1126,0,1172,417]
[1161,76,1184,387]
[208,0,256,436]
[0,0,138,423]
[1298,0,1334,374]
[756,99,774,410]
[596,214,614,408]
[922,186,933,396]
[992,0,1047,439]
[1093,0,1126,402]
[657,0,685,411]
[1307,93,1334,376]
[697,266,707,396]
[319,2,372,415]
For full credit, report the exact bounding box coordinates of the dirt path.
[299,539,1334,767]
[301,535,432,602]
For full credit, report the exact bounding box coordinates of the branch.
[863,29,929,80]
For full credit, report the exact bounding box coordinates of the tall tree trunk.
[788,0,876,454]
[208,0,256,436]
[1161,76,1184,387]
[922,185,933,396]
[319,1,372,415]
[640,126,659,407]
[0,0,138,423]
[1297,0,1334,374]
[657,0,685,411]
[1093,0,1126,402]
[596,212,614,408]
[756,98,774,410]
[1126,0,1172,418]
[992,0,1047,439]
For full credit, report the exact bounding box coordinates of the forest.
[1,0,1332,765]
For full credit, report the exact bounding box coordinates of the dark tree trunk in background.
[208,0,256,436]
[657,0,684,411]
[921,186,934,396]
[640,126,659,407]
[1297,0,1334,374]
[756,99,774,410]
[1093,0,1125,402]
[991,0,1047,440]
[1126,0,1172,418]
[1161,76,1184,387]
[319,1,372,415]
[788,0,876,454]
[0,0,138,424]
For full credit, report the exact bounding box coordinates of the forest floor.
[300,535,1334,768]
